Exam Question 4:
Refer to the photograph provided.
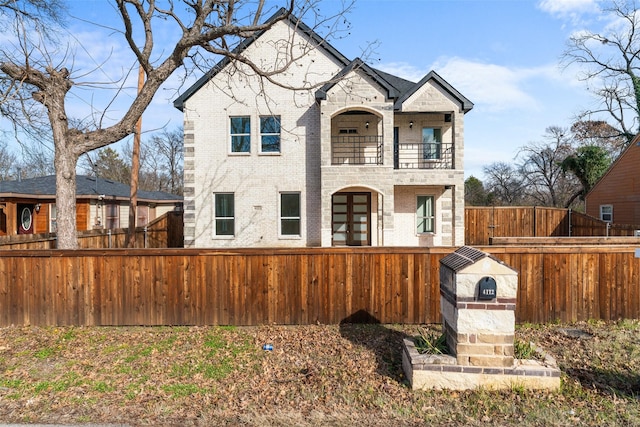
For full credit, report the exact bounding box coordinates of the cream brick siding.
[178,12,471,248]
[181,19,343,247]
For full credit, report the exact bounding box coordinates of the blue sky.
[13,0,612,180]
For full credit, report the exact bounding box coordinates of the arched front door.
[17,204,34,234]
[331,192,370,246]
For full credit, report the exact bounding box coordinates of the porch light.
[409,121,413,129]
[365,121,369,129]
[35,203,41,213]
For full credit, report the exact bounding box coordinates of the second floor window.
[230,116,251,153]
[422,128,442,160]
[215,193,235,236]
[260,116,281,153]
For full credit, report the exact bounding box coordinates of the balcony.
[394,141,454,169]
[331,135,383,165]
[330,137,455,169]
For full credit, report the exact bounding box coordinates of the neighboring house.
[174,9,473,248]
[0,175,183,236]
[585,133,640,227]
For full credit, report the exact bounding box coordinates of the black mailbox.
[477,276,497,301]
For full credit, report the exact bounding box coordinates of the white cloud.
[376,57,580,114]
[537,0,600,16]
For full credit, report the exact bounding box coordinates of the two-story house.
[174,8,473,248]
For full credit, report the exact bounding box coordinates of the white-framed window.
[416,195,435,233]
[422,127,442,160]
[280,192,301,237]
[106,202,119,229]
[230,116,251,153]
[600,204,613,223]
[50,204,57,232]
[260,115,281,153]
[214,193,235,236]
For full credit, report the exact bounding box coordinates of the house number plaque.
[477,276,497,301]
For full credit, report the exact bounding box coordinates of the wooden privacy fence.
[466,206,640,245]
[0,211,183,250]
[0,246,639,327]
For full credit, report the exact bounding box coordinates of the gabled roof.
[394,70,474,113]
[315,58,403,101]
[173,7,351,111]
[0,175,183,203]
[174,8,473,114]
[586,132,640,198]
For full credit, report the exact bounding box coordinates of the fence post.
[568,209,572,237]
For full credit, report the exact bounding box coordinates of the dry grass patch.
[0,321,639,426]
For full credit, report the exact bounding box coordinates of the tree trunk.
[54,148,78,249]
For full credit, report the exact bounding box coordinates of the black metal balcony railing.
[393,141,454,169]
[330,137,454,169]
[331,136,383,165]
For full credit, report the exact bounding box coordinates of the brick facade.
[175,10,472,248]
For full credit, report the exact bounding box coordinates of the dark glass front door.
[332,193,370,246]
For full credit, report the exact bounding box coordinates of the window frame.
[259,115,281,154]
[50,204,57,232]
[105,202,119,229]
[422,127,442,160]
[600,204,613,223]
[416,195,435,234]
[214,193,235,237]
[230,116,251,154]
[279,192,301,238]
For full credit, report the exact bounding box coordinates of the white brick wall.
[180,18,468,248]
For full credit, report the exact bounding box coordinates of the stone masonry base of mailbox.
[402,246,561,391]
[402,337,561,391]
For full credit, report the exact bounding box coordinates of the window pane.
[261,135,280,152]
[231,135,250,153]
[215,194,234,217]
[281,193,300,217]
[231,117,250,134]
[260,116,280,134]
[230,117,250,153]
[422,128,442,160]
[260,116,281,153]
[281,193,300,236]
[216,219,234,235]
[417,195,434,233]
[281,219,300,235]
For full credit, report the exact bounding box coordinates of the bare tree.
[0,0,354,248]
[0,141,18,180]
[144,127,183,195]
[482,162,525,206]
[517,126,577,207]
[563,0,640,143]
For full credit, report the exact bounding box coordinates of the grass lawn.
[0,320,639,426]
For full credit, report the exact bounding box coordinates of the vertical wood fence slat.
[0,246,639,327]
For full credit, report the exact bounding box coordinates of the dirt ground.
[0,320,639,426]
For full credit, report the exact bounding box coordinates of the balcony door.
[332,193,370,246]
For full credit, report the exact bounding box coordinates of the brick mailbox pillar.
[439,246,518,367]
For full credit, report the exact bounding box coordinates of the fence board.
[0,246,639,327]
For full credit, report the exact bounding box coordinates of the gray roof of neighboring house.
[0,175,183,202]
[174,8,473,114]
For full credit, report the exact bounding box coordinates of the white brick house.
[174,9,473,248]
